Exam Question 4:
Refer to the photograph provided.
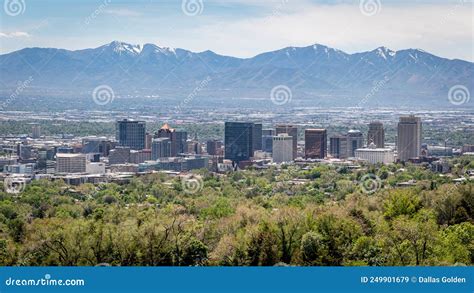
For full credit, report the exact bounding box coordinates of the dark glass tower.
[224,122,254,163]
[116,119,146,150]
[305,129,327,159]
[367,122,385,148]
[252,123,263,151]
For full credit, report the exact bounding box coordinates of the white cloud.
[0,32,31,38]
[177,3,473,61]
[104,8,142,17]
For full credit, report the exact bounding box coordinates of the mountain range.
[0,41,473,104]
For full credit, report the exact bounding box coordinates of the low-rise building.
[56,153,86,173]
[354,143,395,164]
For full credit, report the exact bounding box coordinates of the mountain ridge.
[1,41,472,103]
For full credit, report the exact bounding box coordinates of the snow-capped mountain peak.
[374,46,396,60]
[107,41,142,55]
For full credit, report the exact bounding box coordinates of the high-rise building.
[18,144,32,160]
[262,129,275,153]
[82,137,114,157]
[187,140,202,154]
[109,147,131,165]
[367,122,385,148]
[175,131,188,154]
[397,115,422,162]
[206,140,222,156]
[329,135,349,159]
[262,135,273,153]
[116,119,146,150]
[224,122,254,163]
[305,129,327,159]
[31,123,41,139]
[276,125,298,159]
[155,124,187,156]
[145,132,153,150]
[262,129,275,136]
[152,138,172,160]
[272,134,294,163]
[252,123,263,151]
[347,130,364,157]
[56,153,86,173]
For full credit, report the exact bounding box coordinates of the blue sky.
[1,0,473,61]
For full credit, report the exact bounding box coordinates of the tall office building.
[187,140,202,154]
[329,135,349,159]
[175,131,188,154]
[109,147,131,165]
[155,123,187,156]
[262,129,275,153]
[206,140,222,156]
[305,129,327,159]
[272,134,294,163]
[347,130,364,157]
[262,135,273,153]
[82,137,114,157]
[252,123,263,151]
[224,122,254,163]
[31,123,41,138]
[262,129,275,136]
[145,132,153,150]
[116,119,146,150]
[152,138,172,160]
[397,115,422,162]
[56,153,87,173]
[276,125,298,159]
[18,144,32,160]
[367,122,385,148]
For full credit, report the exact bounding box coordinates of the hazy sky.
[1,0,473,61]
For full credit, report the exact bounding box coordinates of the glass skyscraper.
[224,122,254,163]
[116,119,146,150]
